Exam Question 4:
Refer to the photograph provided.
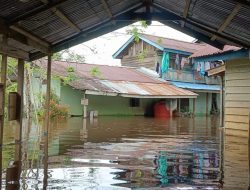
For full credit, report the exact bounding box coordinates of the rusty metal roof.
[0,0,249,61]
[36,60,197,98]
[190,44,241,58]
[140,34,205,53]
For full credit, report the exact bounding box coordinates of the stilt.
[0,52,7,186]
[206,92,209,117]
[43,54,52,189]
[14,59,24,162]
[193,98,196,117]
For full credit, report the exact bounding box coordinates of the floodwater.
[1,116,249,189]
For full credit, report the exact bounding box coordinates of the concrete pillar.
[193,98,196,117]
[206,92,209,117]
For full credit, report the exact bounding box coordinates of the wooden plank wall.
[224,59,250,138]
[121,40,159,69]
[223,136,249,189]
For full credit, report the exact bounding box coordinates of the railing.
[163,69,220,84]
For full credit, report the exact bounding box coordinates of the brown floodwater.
[1,116,249,189]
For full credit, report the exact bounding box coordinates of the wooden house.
[113,34,221,116]
[33,60,197,117]
[191,45,250,139]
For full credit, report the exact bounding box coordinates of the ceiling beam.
[211,3,241,41]
[40,0,80,33]
[100,0,113,18]
[0,20,49,54]
[10,25,50,48]
[181,0,191,27]
[51,7,81,32]
[100,0,116,25]
[153,3,250,48]
[8,0,69,25]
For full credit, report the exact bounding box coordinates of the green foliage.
[38,91,69,120]
[90,66,102,78]
[62,66,77,85]
[137,49,149,62]
[157,37,163,44]
[126,20,148,43]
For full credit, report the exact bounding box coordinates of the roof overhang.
[1,0,249,61]
[193,49,250,62]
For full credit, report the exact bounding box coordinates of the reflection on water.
[1,116,249,189]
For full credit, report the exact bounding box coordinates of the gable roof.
[36,60,197,98]
[113,33,206,59]
[1,0,249,61]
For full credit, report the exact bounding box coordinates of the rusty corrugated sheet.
[190,44,241,58]
[35,60,197,98]
[140,34,205,53]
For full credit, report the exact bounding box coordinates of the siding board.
[225,59,250,138]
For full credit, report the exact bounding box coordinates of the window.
[129,98,140,107]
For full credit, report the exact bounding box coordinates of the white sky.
[70,21,195,66]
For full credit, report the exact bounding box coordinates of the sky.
[70,21,195,66]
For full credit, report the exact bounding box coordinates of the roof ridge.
[139,33,206,46]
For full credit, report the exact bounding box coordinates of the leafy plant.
[90,66,102,78]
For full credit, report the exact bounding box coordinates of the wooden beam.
[101,0,113,18]
[0,19,49,54]
[211,3,241,41]
[181,0,191,27]
[8,0,69,25]
[0,36,8,182]
[15,59,24,162]
[0,43,29,60]
[10,25,50,48]
[52,8,80,32]
[43,54,51,189]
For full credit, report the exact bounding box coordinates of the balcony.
[163,69,220,85]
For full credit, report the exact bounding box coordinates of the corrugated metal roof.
[190,44,241,58]
[1,0,249,61]
[35,60,197,98]
[171,81,220,92]
[140,34,206,53]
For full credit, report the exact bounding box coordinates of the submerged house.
[34,60,197,117]
[190,45,250,138]
[113,34,221,116]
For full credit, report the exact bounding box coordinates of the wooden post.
[0,52,7,184]
[43,54,52,189]
[170,99,173,117]
[220,75,224,127]
[193,98,196,117]
[206,92,209,117]
[14,59,24,162]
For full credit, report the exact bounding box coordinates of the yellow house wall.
[225,58,250,138]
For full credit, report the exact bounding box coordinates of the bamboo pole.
[0,50,7,187]
[43,54,52,189]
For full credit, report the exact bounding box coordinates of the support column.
[220,75,224,127]
[14,59,24,162]
[0,52,7,184]
[43,54,52,189]
[206,92,209,117]
[193,98,196,117]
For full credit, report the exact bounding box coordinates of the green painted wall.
[60,85,157,116]
[189,92,220,116]
[86,95,156,116]
[60,85,83,116]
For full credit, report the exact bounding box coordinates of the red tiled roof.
[190,44,241,58]
[140,34,205,53]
